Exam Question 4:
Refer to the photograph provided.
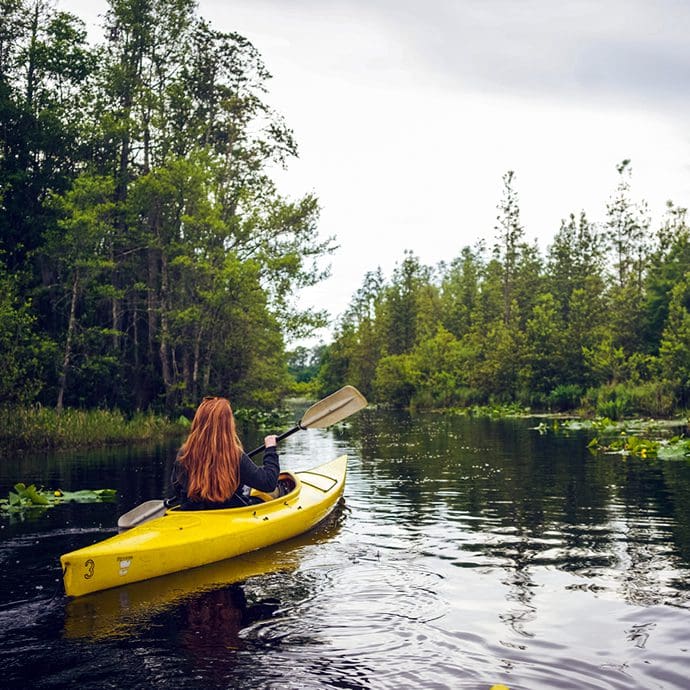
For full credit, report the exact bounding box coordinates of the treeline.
[317,165,690,417]
[0,0,332,413]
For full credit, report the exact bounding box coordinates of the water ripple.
[3,414,690,689]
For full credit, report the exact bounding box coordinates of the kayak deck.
[61,455,347,597]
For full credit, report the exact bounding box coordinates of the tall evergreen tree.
[644,203,690,353]
[604,160,650,355]
[385,251,430,356]
[493,170,525,327]
[546,211,606,321]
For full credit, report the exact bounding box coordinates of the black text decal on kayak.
[118,556,133,577]
[83,559,95,579]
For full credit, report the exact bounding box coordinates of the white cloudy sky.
[60,0,690,343]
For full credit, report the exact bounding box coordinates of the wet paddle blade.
[117,499,166,532]
[300,385,368,429]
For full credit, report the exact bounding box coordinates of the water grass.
[0,405,187,452]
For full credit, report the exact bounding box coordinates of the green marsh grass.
[0,406,185,451]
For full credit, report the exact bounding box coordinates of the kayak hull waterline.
[61,455,347,597]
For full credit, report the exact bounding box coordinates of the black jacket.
[171,447,280,510]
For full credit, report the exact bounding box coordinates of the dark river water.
[1,409,690,689]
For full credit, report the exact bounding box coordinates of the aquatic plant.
[586,434,690,460]
[587,435,660,457]
[535,416,690,460]
[657,436,690,460]
[451,402,530,418]
[0,483,117,515]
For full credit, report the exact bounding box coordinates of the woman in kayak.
[171,396,280,510]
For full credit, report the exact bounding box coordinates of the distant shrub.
[596,397,630,420]
[580,384,630,420]
[373,354,417,408]
[582,381,676,420]
[624,381,676,417]
[452,387,486,407]
[547,384,583,412]
[288,380,318,398]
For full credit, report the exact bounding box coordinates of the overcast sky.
[61,0,690,344]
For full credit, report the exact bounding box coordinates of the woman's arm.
[170,460,187,499]
[239,436,280,492]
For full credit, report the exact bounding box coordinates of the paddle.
[117,386,367,531]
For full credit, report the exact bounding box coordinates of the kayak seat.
[250,473,296,503]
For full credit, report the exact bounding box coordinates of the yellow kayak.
[61,455,347,597]
[63,516,343,640]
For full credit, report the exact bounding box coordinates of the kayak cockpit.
[248,471,297,504]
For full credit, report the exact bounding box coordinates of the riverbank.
[0,406,187,453]
[0,402,295,453]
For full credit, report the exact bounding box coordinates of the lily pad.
[1,483,117,514]
[657,439,690,461]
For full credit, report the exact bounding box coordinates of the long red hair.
[178,397,244,502]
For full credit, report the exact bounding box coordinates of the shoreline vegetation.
[1,397,687,455]
[0,403,293,454]
[0,406,187,453]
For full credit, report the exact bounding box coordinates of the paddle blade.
[117,499,166,532]
[300,385,368,429]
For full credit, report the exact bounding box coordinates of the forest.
[315,167,690,418]
[2,1,690,423]
[1,0,333,414]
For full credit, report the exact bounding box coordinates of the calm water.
[1,410,690,689]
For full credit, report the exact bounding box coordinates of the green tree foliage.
[546,213,608,386]
[46,173,116,411]
[408,327,467,408]
[440,245,483,338]
[319,164,690,414]
[0,266,52,404]
[659,275,690,405]
[491,170,546,330]
[0,0,333,411]
[317,270,385,400]
[373,353,417,408]
[520,293,567,401]
[3,3,689,418]
[0,0,95,272]
[644,203,690,352]
[287,344,326,384]
[385,251,434,355]
[464,316,523,402]
[546,212,606,320]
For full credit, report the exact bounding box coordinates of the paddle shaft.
[247,424,301,458]
[247,386,366,457]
